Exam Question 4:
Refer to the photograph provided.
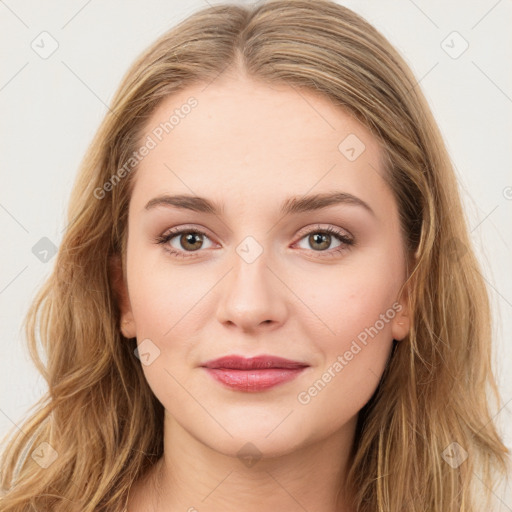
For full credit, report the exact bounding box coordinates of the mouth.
[201,355,309,370]
[200,355,310,392]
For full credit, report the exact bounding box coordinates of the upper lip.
[201,355,310,370]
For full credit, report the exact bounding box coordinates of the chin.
[195,419,310,461]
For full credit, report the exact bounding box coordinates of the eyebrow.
[144,191,375,217]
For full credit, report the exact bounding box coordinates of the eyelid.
[293,223,353,242]
[161,224,215,238]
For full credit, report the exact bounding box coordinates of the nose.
[215,247,288,333]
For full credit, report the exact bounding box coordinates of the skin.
[112,70,411,512]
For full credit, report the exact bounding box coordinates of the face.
[113,73,411,457]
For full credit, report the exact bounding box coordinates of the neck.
[128,410,358,512]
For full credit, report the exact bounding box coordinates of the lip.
[201,355,309,370]
[200,355,310,392]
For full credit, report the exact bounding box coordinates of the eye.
[154,224,354,259]
[293,225,354,257]
[154,227,215,258]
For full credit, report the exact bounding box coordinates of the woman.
[1,1,509,510]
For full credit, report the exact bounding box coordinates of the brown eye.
[179,232,204,251]
[295,226,353,255]
[308,232,332,251]
[156,228,214,257]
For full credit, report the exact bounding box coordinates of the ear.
[391,278,411,341]
[109,254,136,339]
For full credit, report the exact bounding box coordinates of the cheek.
[292,258,399,346]
[126,252,213,397]
[126,247,209,338]
[290,262,397,415]
[294,337,392,444]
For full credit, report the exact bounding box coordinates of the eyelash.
[154,225,355,259]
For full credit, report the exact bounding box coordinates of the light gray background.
[1,0,511,506]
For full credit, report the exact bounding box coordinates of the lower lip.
[203,367,308,392]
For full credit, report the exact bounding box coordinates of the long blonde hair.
[1,1,509,510]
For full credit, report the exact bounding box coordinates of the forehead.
[129,75,393,218]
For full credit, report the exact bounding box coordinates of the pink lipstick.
[200,355,309,392]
